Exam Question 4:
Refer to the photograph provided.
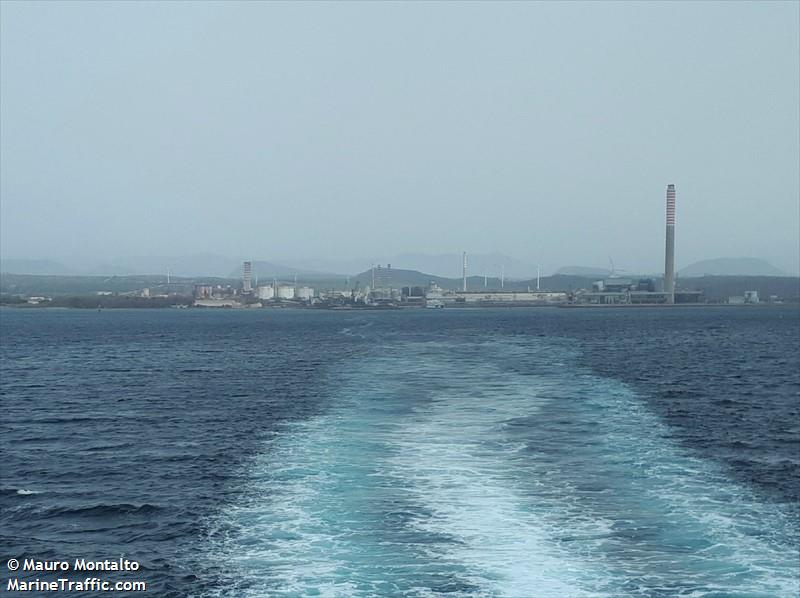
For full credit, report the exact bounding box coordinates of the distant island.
[0,254,794,279]
[679,257,787,278]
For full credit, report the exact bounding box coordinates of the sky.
[1,1,798,275]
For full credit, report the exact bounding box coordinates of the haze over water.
[1,2,799,274]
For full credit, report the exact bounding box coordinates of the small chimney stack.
[462,252,468,292]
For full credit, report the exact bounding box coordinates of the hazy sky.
[1,1,798,274]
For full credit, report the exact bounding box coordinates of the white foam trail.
[213,421,360,597]
[385,354,610,597]
[204,338,799,597]
[582,383,800,596]
[388,442,605,596]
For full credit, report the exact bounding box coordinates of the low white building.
[194,299,237,308]
[457,292,567,304]
[425,289,567,305]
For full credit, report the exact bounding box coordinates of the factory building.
[193,285,214,299]
[371,264,394,290]
[575,277,703,305]
[572,183,704,305]
[576,277,669,304]
[453,291,567,305]
[592,279,656,293]
[729,291,760,305]
[424,283,567,306]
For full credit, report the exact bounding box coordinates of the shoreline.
[2,302,796,311]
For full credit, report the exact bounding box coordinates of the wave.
[43,503,163,518]
[0,488,45,496]
[17,489,43,496]
[203,338,799,597]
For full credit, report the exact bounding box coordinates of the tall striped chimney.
[664,184,676,304]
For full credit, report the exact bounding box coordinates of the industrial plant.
[4,184,787,309]
[182,184,699,308]
[568,184,701,306]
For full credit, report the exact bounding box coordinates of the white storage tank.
[257,286,275,300]
[297,286,314,301]
[277,286,296,299]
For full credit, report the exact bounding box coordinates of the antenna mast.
[462,252,468,292]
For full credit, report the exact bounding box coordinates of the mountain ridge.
[2,255,793,279]
[679,257,786,278]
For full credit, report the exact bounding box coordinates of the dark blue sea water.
[1,307,798,597]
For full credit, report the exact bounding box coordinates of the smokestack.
[664,184,676,304]
[243,261,253,294]
[462,252,468,292]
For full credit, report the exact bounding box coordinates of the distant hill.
[96,254,242,278]
[386,253,539,279]
[226,260,340,281]
[556,266,611,277]
[350,268,599,292]
[274,254,540,278]
[679,258,786,277]
[680,276,799,302]
[351,268,455,290]
[282,257,374,276]
[0,273,195,296]
[0,259,73,275]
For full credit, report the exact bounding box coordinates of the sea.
[1,307,798,597]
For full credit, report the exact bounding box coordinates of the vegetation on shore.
[1,295,193,309]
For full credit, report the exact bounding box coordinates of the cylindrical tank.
[297,286,314,300]
[278,286,296,299]
[256,286,275,300]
